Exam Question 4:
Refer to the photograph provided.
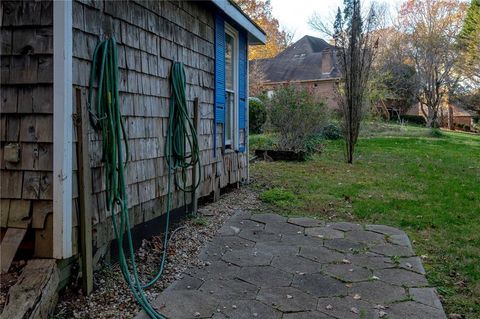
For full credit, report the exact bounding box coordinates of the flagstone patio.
[136,212,446,319]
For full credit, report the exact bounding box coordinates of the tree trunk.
[448,105,454,130]
[346,141,354,164]
[425,105,438,128]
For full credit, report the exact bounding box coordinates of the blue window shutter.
[214,12,225,156]
[214,13,225,125]
[238,31,247,152]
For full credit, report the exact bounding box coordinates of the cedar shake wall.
[72,0,248,262]
[0,1,57,257]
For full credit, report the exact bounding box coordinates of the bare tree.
[248,60,267,97]
[313,0,380,164]
[235,0,294,60]
[397,0,467,127]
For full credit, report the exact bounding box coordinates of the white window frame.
[224,23,239,150]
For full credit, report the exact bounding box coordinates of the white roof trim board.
[211,0,267,45]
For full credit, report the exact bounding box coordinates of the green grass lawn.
[250,123,480,318]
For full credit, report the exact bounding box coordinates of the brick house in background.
[249,35,341,110]
[406,102,476,130]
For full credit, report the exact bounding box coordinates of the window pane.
[225,33,234,91]
[226,91,233,144]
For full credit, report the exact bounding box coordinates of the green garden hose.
[88,37,201,318]
[142,61,202,289]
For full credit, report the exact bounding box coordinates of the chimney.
[321,50,332,74]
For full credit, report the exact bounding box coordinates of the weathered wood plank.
[0,116,6,142]
[34,213,53,258]
[5,115,21,142]
[75,87,94,294]
[7,199,31,228]
[17,86,53,114]
[0,86,18,113]
[32,200,53,229]
[19,114,53,143]
[9,55,38,84]
[22,171,41,199]
[1,1,43,26]
[0,227,27,274]
[0,170,23,199]
[22,171,53,200]
[191,97,200,215]
[0,199,10,227]
[37,56,53,83]
[72,1,85,30]
[1,29,12,54]
[12,28,53,55]
[0,258,59,319]
[39,172,53,200]
[40,0,54,26]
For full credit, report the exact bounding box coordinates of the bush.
[249,133,277,151]
[472,121,480,132]
[249,97,267,134]
[266,85,327,152]
[429,128,445,138]
[303,135,324,155]
[321,123,343,140]
[399,115,426,126]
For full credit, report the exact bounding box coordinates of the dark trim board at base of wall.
[57,183,243,294]
[107,203,193,265]
[107,182,241,265]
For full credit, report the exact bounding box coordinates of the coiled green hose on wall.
[88,37,201,318]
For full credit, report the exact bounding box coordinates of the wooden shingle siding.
[0,0,55,256]
[1,0,249,262]
[70,1,248,260]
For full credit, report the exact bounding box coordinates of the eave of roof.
[210,0,266,45]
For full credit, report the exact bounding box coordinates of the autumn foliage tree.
[235,0,293,60]
[458,0,480,87]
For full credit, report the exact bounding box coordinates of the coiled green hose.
[88,37,201,318]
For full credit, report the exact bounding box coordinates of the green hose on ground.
[88,37,201,318]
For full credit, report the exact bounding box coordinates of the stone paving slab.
[136,213,446,319]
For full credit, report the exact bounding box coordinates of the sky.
[270,0,405,41]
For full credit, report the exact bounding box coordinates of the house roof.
[250,35,341,83]
[210,0,266,44]
[449,104,476,117]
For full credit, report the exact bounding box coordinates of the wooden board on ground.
[0,259,59,319]
[191,97,200,215]
[75,87,94,294]
[0,227,27,274]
